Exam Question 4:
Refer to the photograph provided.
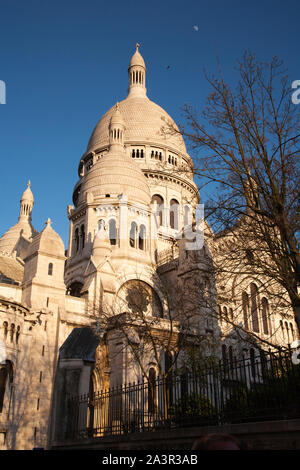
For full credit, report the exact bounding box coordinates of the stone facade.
[0,45,298,450]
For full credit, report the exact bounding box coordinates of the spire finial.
[128,44,147,98]
[27,180,31,188]
[115,102,120,111]
[46,218,52,227]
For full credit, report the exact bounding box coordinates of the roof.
[129,49,146,69]
[59,327,100,362]
[0,254,24,284]
[21,181,34,203]
[25,219,65,259]
[86,96,186,155]
[0,220,37,258]
[0,182,37,258]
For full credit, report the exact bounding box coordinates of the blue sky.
[0,0,299,247]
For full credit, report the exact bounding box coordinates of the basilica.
[0,46,297,450]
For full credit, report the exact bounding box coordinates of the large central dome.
[86,96,187,155]
[86,44,186,156]
[79,104,151,207]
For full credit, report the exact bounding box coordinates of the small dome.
[0,222,36,257]
[21,181,34,203]
[0,182,37,257]
[79,147,151,207]
[110,103,125,127]
[129,49,146,69]
[0,254,24,285]
[26,219,65,259]
[92,222,111,262]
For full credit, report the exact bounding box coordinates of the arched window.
[0,367,8,413]
[3,322,8,340]
[250,283,260,333]
[223,306,228,320]
[280,320,284,338]
[151,195,164,227]
[138,225,146,250]
[80,224,85,250]
[170,199,179,230]
[261,297,269,335]
[16,326,20,345]
[98,219,105,231]
[217,305,221,318]
[129,222,138,248]
[148,367,156,414]
[290,323,295,341]
[242,292,249,330]
[74,228,79,253]
[0,361,13,413]
[285,321,290,343]
[118,280,163,318]
[67,282,83,298]
[48,263,53,276]
[10,324,15,343]
[109,219,117,246]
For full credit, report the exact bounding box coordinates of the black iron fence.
[65,348,300,440]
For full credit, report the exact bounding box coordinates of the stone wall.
[51,418,300,451]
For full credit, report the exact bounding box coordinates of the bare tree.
[164,51,300,334]
[89,278,218,381]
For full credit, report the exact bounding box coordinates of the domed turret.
[0,181,37,257]
[128,43,147,98]
[20,180,34,202]
[86,45,187,156]
[92,219,112,264]
[129,43,146,68]
[108,103,126,151]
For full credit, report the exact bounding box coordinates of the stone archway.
[116,280,163,318]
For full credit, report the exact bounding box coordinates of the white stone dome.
[86,96,186,155]
[0,221,36,255]
[20,181,34,203]
[0,182,37,257]
[79,147,151,207]
[129,49,146,69]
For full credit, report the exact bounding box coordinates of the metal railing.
[64,348,300,441]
